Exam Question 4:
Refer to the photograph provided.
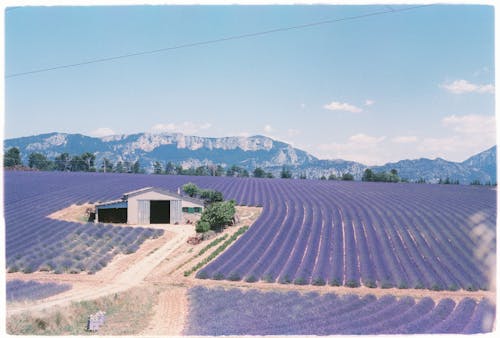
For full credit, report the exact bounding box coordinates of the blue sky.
[3,2,496,165]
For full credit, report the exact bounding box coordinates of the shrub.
[465,284,478,292]
[312,277,326,286]
[263,274,274,283]
[415,282,425,289]
[196,221,211,233]
[430,284,443,291]
[245,275,257,283]
[213,272,224,280]
[329,278,341,287]
[227,272,241,281]
[398,281,408,289]
[196,270,209,279]
[447,284,458,291]
[381,281,393,289]
[279,275,292,284]
[364,280,377,288]
[346,280,360,288]
[294,277,307,285]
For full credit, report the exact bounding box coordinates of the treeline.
[3,147,142,173]
[361,169,402,183]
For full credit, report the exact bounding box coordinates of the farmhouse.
[95,187,204,225]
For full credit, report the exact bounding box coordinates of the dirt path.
[140,287,187,336]
[6,224,193,316]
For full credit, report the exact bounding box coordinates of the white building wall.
[127,190,182,225]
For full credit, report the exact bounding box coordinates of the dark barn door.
[98,208,127,223]
[150,200,170,224]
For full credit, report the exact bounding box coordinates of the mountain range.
[4,132,496,184]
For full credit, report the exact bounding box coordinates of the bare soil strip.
[140,287,187,336]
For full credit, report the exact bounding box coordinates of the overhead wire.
[5,4,434,79]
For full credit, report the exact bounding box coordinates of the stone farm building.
[95,187,204,225]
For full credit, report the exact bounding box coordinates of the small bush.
[227,272,241,281]
[364,280,377,288]
[279,275,292,284]
[346,280,360,288]
[430,284,443,291]
[447,284,458,291]
[212,272,224,280]
[415,282,425,289]
[294,277,307,285]
[245,275,257,283]
[381,281,393,289]
[196,270,209,279]
[466,284,478,292]
[262,274,274,283]
[398,282,408,289]
[312,277,326,286]
[329,278,341,287]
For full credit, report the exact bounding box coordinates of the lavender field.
[6,280,72,302]
[185,286,496,335]
[4,171,496,291]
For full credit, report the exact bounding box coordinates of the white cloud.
[417,114,496,161]
[316,133,386,165]
[440,79,495,94]
[90,127,115,137]
[151,121,211,135]
[323,101,362,113]
[300,103,306,109]
[235,131,251,137]
[392,136,418,144]
[287,128,301,137]
[442,114,496,134]
[263,124,274,133]
[364,99,375,106]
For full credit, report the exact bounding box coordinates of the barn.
[95,187,204,225]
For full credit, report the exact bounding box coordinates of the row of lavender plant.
[6,279,72,302]
[5,171,495,288]
[185,286,495,335]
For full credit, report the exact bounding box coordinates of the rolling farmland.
[4,171,496,335]
[5,171,495,290]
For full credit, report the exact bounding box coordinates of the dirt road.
[6,224,193,316]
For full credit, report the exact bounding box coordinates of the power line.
[6,4,433,79]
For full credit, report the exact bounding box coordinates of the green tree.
[280,165,292,179]
[115,161,125,173]
[320,175,326,180]
[70,155,86,171]
[195,220,211,233]
[299,173,307,179]
[132,160,141,174]
[4,147,22,167]
[266,172,275,178]
[81,152,96,172]
[183,183,200,197]
[198,200,236,232]
[328,173,337,180]
[54,153,71,171]
[153,161,163,174]
[200,189,224,204]
[341,173,354,181]
[165,161,176,175]
[28,152,52,170]
[253,167,266,178]
[100,158,113,173]
[362,169,374,182]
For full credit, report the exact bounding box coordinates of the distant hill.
[3,132,496,184]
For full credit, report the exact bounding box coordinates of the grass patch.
[6,286,157,335]
[184,226,249,277]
